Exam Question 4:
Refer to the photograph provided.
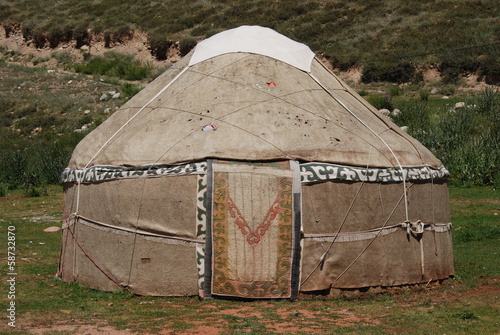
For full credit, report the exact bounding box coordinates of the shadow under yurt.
[58,25,454,300]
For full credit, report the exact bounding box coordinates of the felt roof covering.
[68,26,442,170]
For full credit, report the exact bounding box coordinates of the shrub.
[366,94,393,110]
[362,61,416,84]
[0,133,85,190]
[47,25,73,48]
[149,34,172,61]
[478,54,500,84]
[74,26,90,48]
[392,88,499,186]
[32,28,47,49]
[419,90,429,101]
[74,52,152,80]
[122,82,142,98]
[179,36,197,56]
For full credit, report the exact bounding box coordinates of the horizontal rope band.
[303,222,451,243]
[64,214,205,245]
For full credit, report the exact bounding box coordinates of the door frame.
[203,160,302,300]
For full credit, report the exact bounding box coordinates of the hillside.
[1,0,499,81]
[0,0,499,192]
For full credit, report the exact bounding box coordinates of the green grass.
[1,0,499,78]
[0,186,498,334]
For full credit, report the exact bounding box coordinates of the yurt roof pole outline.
[74,67,189,213]
[309,72,409,221]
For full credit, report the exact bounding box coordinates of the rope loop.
[404,220,424,236]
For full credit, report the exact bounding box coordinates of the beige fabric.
[68,52,440,169]
[63,176,198,237]
[300,180,454,290]
[60,175,200,296]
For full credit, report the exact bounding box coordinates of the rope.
[300,181,364,285]
[67,214,205,244]
[309,72,410,222]
[64,215,127,290]
[331,191,406,285]
[84,66,189,169]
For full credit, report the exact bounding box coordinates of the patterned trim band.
[61,162,208,184]
[300,163,449,183]
[61,161,449,184]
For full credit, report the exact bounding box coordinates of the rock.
[431,88,439,94]
[43,226,60,232]
[103,108,111,114]
[81,124,88,131]
[108,91,117,96]
[391,109,401,117]
[112,92,121,99]
[442,96,450,99]
[454,102,465,109]
[100,94,108,101]
[379,109,391,116]
[84,109,91,114]
[400,126,408,132]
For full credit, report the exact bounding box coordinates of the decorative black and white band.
[61,161,449,184]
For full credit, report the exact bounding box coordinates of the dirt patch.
[0,26,177,68]
[29,324,136,335]
[14,278,498,335]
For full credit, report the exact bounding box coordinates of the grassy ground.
[0,186,498,334]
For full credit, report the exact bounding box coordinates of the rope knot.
[404,220,424,235]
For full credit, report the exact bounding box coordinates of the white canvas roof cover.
[188,25,316,72]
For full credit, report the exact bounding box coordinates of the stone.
[379,109,390,116]
[100,94,108,101]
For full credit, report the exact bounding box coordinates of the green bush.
[366,94,393,110]
[478,54,500,84]
[148,34,172,61]
[122,82,142,98]
[179,36,197,56]
[392,88,499,186]
[362,61,415,84]
[0,133,85,191]
[74,52,152,80]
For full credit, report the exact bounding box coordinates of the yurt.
[59,26,454,300]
